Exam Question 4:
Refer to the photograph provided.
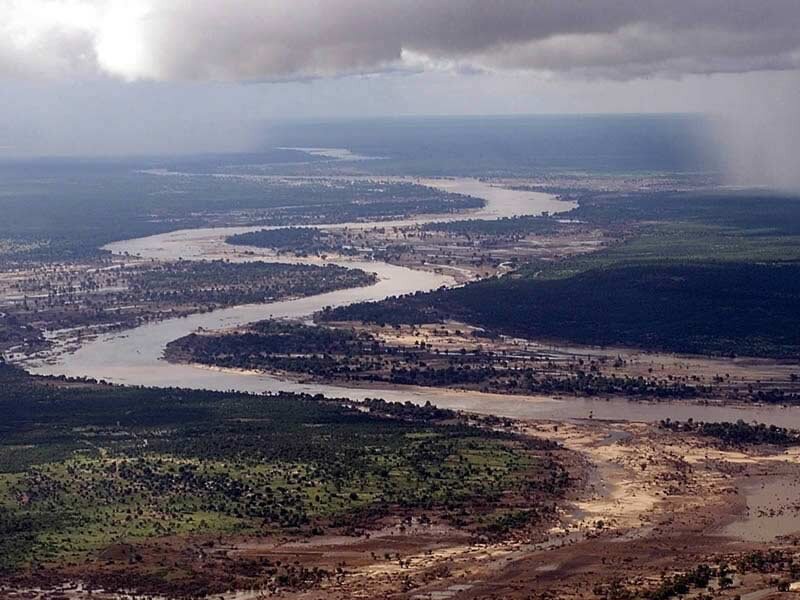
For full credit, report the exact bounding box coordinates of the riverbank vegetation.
[326,262,800,358]
[0,260,376,356]
[228,226,335,253]
[322,190,800,359]
[165,320,717,401]
[0,363,570,596]
[227,212,607,284]
[659,419,800,447]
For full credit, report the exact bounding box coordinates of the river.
[24,177,800,427]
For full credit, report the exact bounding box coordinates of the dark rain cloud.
[2,0,800,81]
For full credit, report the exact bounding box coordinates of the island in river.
[4,158,800,599]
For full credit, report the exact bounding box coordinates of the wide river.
[25,178,800,427]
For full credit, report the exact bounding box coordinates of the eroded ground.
[9,414,800,599]
[255,421,800,599]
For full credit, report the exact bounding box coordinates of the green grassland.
[523,222,800,281]
[0,364,568,584]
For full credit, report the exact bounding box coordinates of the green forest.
[324,191,800,358]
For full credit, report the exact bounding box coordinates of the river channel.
[24,178,800,427]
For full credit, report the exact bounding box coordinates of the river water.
[24,177,800,427]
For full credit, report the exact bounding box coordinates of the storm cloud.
[2,0,800,81]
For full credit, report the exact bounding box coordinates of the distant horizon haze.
[0,2,798,188]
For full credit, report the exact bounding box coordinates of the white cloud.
[1,0,799,82]
[0,0,98,77]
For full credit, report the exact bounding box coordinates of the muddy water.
[23,177,800,427]
[723,478,800,542]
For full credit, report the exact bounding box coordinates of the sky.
[1,0,799,186]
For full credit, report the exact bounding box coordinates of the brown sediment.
[271,420,800,599]
[8,418,800,599]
